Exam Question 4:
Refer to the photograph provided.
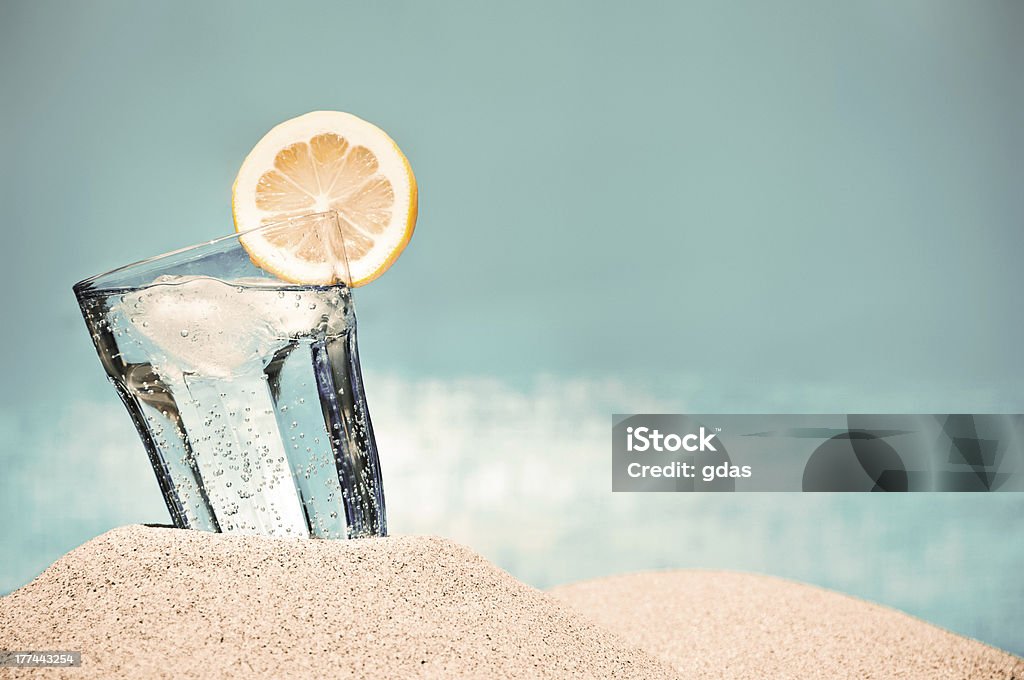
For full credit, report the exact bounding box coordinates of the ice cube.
[117,275,329,378]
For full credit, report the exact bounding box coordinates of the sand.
[0,526,675,679]
[2,527,1021,679]
[551,571,1024,679]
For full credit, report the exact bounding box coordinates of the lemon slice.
[232,111,417,286]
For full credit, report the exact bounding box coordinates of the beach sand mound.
[0,526,676,679]
[551,571,1024,680]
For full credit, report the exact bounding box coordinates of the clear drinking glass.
[73,212,386,539]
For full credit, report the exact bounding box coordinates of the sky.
[1,0,1023,656]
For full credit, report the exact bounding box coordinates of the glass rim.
[73,211,343,294]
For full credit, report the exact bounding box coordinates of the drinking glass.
[73,212,386,538]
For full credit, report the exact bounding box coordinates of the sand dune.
[2,526,1020,679]
[552,571,1023,679]
[0,526,675,679]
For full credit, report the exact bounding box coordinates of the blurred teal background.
[2,0,1022,656]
